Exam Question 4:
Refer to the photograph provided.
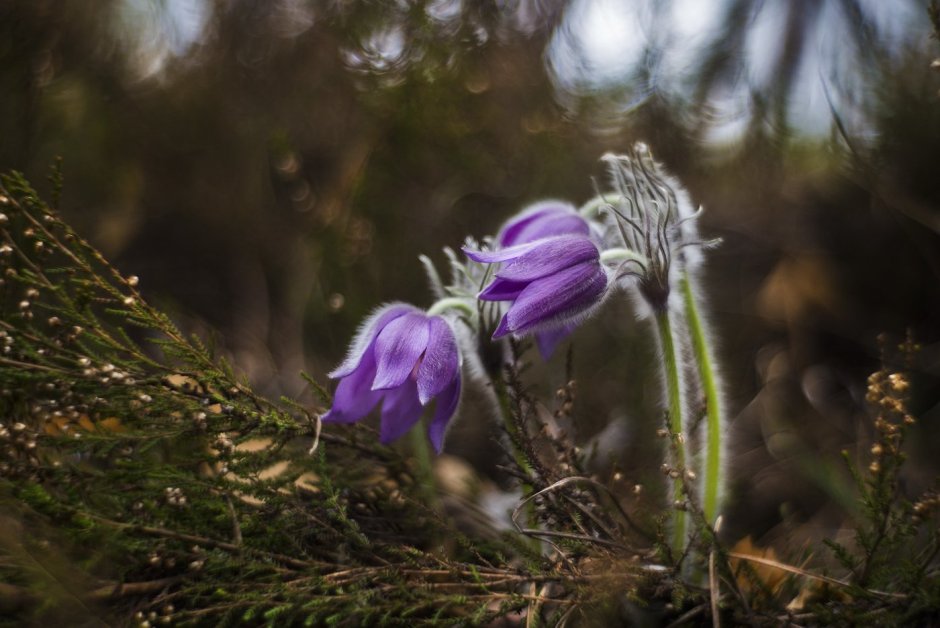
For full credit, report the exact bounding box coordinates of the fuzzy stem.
[409,418,439,508]
[578,193,623,218]
[426,297,475,318]
[680,273,724,525]
[599,247,648,265]
[654,307,688,556]
[578,195,608,218]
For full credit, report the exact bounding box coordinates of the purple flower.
[497,201,591,247]
[478,202,601,358]
[322,303,461,453]
[464,234,608,350]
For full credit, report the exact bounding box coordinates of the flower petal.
[497,203,568,244]
[493,314,512,339]
[498,203,589,247]
[428,377,461,454]
[321,349,382,424]
[372,312,431,391]
[535,322,576,360]
[416,316,459,405]
[462,239,542,264]
[497,262,607,337]
[479,277,527,301]
[329,303,416,379]
[379,379,423,444]
[495,235,598,282]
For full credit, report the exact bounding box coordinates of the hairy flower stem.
[654,307,689,557]
[426,297,476,319]
[410,418,439,508]
[680,273,724,526]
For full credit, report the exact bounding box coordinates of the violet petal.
[428,377,461,454]
[493,314,512,339]
[462,239,541,263]
[501,262,607,336]
[500,206,589,247]
[372,312,431,391]
[321,349,382,424]
[479,277,527,301]
[495,235,598,282]
[416,316,459,405]
[498,204,568,245]
[379,379,423,444]
[330,303,415,379]
[535,322,577,360]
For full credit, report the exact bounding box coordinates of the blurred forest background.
[2,0,939,549]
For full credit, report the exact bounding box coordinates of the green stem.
[599,247,648,265]
[680,273,724,525]
[409,419,438,509]
[654,308,688,556]
[578,193,623,218]
[426,297,475,318]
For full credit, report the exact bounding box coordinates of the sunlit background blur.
[2,0,939,546]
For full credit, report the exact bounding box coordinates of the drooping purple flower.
[464,234,608,344]
[497,201,592,248]
[480,202,602,357]
[322,303,461,453]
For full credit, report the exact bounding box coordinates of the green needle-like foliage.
[0,173,569,626]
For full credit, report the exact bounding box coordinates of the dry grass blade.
[726,552,907,600]
[709,550,721,628]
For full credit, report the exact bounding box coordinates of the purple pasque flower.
[497,200,592,248]
[464,234,608,349]
[483,202,600,358]
[322,303,461,453]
